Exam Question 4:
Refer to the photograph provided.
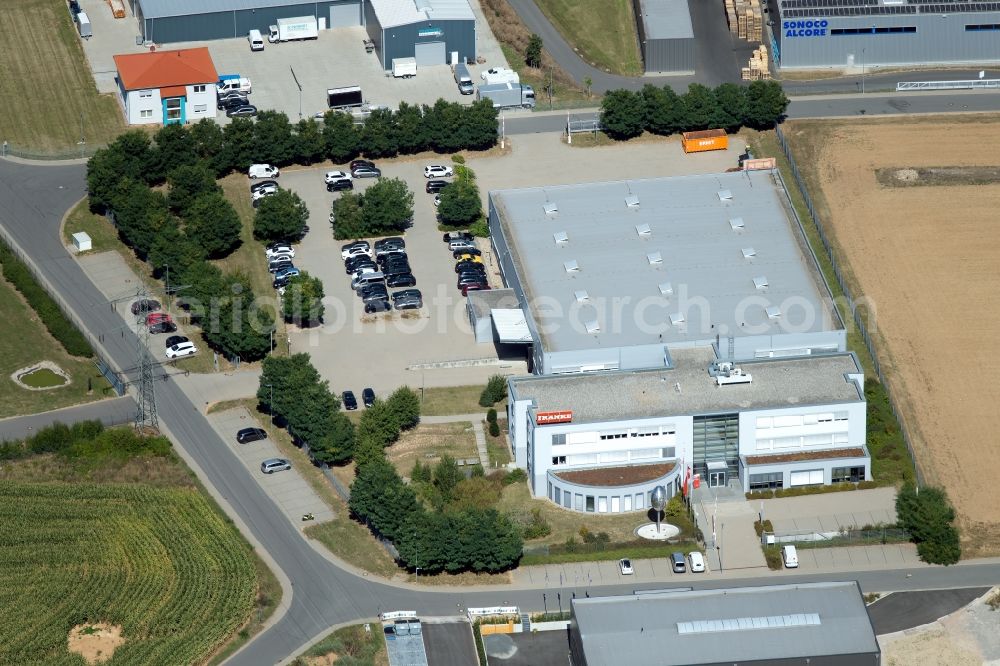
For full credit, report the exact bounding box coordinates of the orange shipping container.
[681,129,728,154]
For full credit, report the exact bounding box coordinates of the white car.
[480,67,513,80]
[251,184,278,203]
[434,194,441,207]
[688,551,706,573]
[424,165,454,179]
[265,244,294,259]
[325,170,352,184]
[618,558,634,575]
[165,341,197,359]
[248,163,279,179]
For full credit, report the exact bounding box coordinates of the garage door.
[329,0,361,27]
[414,41,445,66]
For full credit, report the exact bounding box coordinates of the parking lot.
[76,0,510,120]
[422,620,479,666]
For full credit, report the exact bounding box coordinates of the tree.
[323,111,361,163]
[293,118,326,164]
[281,271,325,326]
[310,411,355,465]
[743,80,789,129]
[330,191,366,240]
[396,508,450,573]
[185,192,242,257]
[679,83,718,131]
[486,408,497,424]
[349,456,422,542]
[452,508,522,572]
[479,374,507,407]
[110,179,171,257]
[253,110,296,166]
[462,100,499,151]
[393,102,429,155]
[357,400,401,451]
[178,261,226,323]
[411,459,432,483]
[190,119,226,171]
[86,131,156,210]
[218,118,257,173]
[896,484,961,565]
[153,123,197,179]
[202,274,274,361]
[167,163,220,215]
[437,178,482,227]
[584,76,593,99]
[359,108,399,158]
[525,34,543,68]
[600,89,644,140]
[148,220,206,280]
[433,455,463,503]
[488,421,501,437]
[254,189,309,241]
[639,84,683,136]
[712,83,748,133]
[360,177,413,235]
[386,386,421,431]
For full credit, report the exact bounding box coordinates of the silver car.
[260,458,291,474]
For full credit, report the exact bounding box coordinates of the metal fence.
[896,79,1000,91]
[773,123,924,487]
[766,525,909,546]
[1,140,104,161]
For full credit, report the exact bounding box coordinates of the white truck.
[481,67,519,85]
[268,16,319,43]
[392,58,417,79]
[477,82,535,109]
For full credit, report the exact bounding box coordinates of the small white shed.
[72,232,92,252]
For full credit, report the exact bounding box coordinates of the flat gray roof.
[508,349,863,421]
[369,0,474,28]
[137,0,321,19]
[468,288,518,319]
[639,0,694,40]
[490,170,838,354]
[572,582,879,666]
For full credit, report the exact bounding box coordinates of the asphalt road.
[867,587,990,636]
[0,395,136,441]
[3,149,1000,665]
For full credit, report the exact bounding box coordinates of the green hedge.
[0,242,93,358]
[521,539,701,566]
[746,480,878,500]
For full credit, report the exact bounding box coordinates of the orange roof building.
[113,47,218,126]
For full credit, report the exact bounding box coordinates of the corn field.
[0,481,257,665]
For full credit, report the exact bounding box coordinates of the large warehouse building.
[632,0,695,74]
[131,0,476,68]
[771,0,1000,69]
[569,583,881,666]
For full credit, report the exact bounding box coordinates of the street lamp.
[266,383,274,424]
[290,66,303,120]
[861,47,866,95]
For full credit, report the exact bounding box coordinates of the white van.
[352,272,385,290]
[248,164,279,179]
[248,30,264,51]
[217,77,253,94]
[782,545,799,569]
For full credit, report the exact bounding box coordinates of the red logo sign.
[536,410,573,425]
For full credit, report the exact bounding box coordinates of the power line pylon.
[133,286,158,433]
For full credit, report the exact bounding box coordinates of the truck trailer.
[268,16,319,43]
[477,82,535,109]
[392,58,417,78]
[327,85,364,110]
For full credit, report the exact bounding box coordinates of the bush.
[478,374,507,407]
[0,242,93,358]
[503,468,527,485]
[488,421,501,438]
[521,508,551,540]
[486,408,497,424]
[763,545,783,570]
[896,483,961,565]
[469,218,489,238]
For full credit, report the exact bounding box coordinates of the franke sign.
[536,410,573,425]
[783,19,829,37]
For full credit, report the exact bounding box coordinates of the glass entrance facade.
[163,97,184,124]
[693,413,739,480]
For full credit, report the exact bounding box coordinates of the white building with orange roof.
[113,47,218,126]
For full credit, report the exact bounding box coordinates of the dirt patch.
[790,118,1000,555]
[67,623,125,664]
[554,463,674,486]
[386,423,479,477]
[303,654,339,665]
[745,447,865,465]
[881,588,1000,664]
[875,166,1000,188]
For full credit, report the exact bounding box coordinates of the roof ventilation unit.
[625,194,640,208]
[741,247,756,260]
[669,312,685,326]
[585,319,600,334]
[717,189,733,202]
[574,290,589,303]
[543,201,558,216]
[564,259,580,273]
[635,223,652,237]
[729,217,745,231]
[553,231,569,245]
[659,282,673,296]
[647,251,663,266]
[766,305,782,320]
[753,275,769,290]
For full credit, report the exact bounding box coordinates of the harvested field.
[784,117,1000,556]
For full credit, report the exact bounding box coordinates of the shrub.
[451,154,466,164]
[521,508,551,540]
[486,408,497,423]
[763,545,783,570]
[896,483,961,565]
[488,421,501,438]
[503,468,527,485]
[469,218,489,238]
[478,374,507,407]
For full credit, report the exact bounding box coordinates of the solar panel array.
[781,0,1000,13]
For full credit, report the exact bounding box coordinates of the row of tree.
[331,178,415,240]
[599,81,790,141]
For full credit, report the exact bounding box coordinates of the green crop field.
[0,0,125,153]
[0,481,257,664]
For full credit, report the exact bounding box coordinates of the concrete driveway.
[206,407,334,523]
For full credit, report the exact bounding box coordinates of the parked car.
[383,265,412,279]
[164,335,189,348]
[266,240,295,252]
[251,179,279,194]
[361,287,390,304]
[341,241,371,260]
[426,179,449,194]
[165,341,197,359]
[386,272,416,288]
[458,274,487,289]
[251,184,278,205]
[146,312,171,325]
[619,558,634,575]
[273,271,300,288]
[688,551,706,573]
[670,552,687,573]
[249,164,279,179]
[342,390,358,410]
[455,260,486,273]
[265,243,294,258]
[461,283,491,296]
[448,239,477,253]
[350,159,375,171]
[394,294,422,310]
[373,237,405,252]
[352,165,381,178]
[325,170,352,183]
[227,104,258,118]
[364,298,391,313]
[346,259,377,275]
[237,427,268,444]
[327,178,353,192]
[443,231,474,243]
[362,388,376,407]
[782,545,799,569]
[351,272,385,291]
[453,248,482,260]
[455,255,483,266]
[130,299,160,315]
[268,259,294,274]
[218,92,249,109]
[149,320,177,334]
[424,165,454,178]
[260,458,291,474]
[376,247,407,261]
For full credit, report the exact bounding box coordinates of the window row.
[749,472,784,490]
[550,446,675,466]
[550,484,650,513]
[756,432,849,450]
[756,412,849,429]
[966,23,1000,30]
[832,466,866,483]
[831,26,916,34]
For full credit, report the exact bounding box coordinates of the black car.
[218,93,248,109]
[345,259,377,275]
[268,260,294,274]
[251,179,279,194]
[149,321,177,334]
[394,296,423,310]
[392,288,422,302]
[267,240,296,251]
[360,287,390,303]
[350,159,376,171]
[452,247,482,259]
[426,179,449,194]
[165,335,189,348]
[379,254,410,268]
[386,272,416,288]
[236,427,268,444]
[457,273,488,289]
[227,105,258,118]
[443,231,474,243]
[364,298,391,313]
[362,388,376,408]
[327,178,353,192]
[130,298,161,315]
[382,263,411,278]
[342,391,358,410]
[68,0,81,16]
[352,166,381,178]
[376,250,407,264]
[373,237,405,252]
[455,260,486,273]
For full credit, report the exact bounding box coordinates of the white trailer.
[268,16,319,43]
[481,68,519,85]
[392,58,417,79]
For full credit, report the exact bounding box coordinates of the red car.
[461,283,491,296]
[145,312,172,325]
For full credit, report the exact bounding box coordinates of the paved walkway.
[0,396,136,441]
[694,482,767,571]
[422,413,490,467]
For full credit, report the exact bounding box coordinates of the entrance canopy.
[491,309,532,343]
[706,460,728,472]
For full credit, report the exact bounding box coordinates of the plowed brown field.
[784,117,1000,556]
